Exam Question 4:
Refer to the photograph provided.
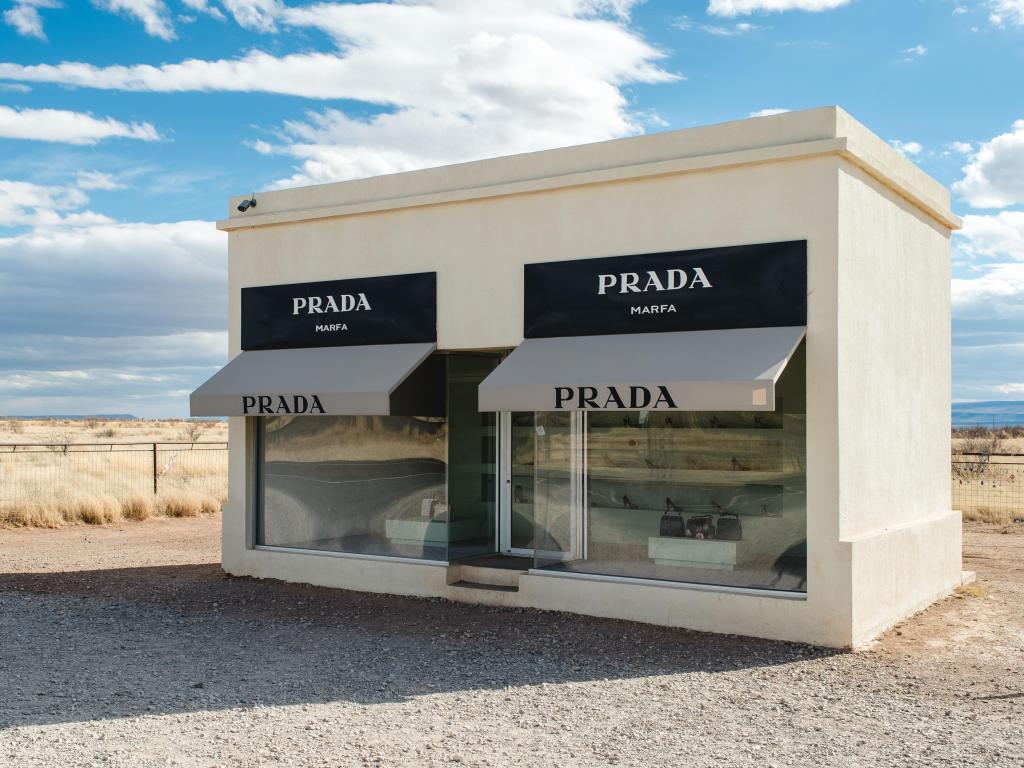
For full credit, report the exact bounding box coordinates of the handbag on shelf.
[715,512,743,541]
[686,515,716,540]
[659,505,685,537]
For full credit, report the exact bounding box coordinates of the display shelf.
[586,466,801,486]
[647,536,742,570]
[385,518,478,546]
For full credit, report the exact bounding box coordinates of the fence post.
[152,443,158,495]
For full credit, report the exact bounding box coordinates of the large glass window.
[534,342,807,592]
[257,415,449,560]
[255,352,500,562]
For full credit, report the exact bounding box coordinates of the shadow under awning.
[190,342,437,417]
[478,327,806,412]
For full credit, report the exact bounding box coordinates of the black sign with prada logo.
[523,241,806,338]
[241,272,436,350]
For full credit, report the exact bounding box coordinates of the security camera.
[237,197,257,213]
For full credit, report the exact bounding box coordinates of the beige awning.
[478,327,805,412]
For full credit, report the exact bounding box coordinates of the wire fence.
[952,455,1024,523]
[0,439,1019,524]
[0,442,228,509]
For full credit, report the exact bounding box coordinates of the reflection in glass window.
[257,415,448,560]
[535,341,807,592]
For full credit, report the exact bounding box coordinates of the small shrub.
[197,493,221,515]
[1,419,24,435]
[156,490,222,517]
[75,496,107,525]
[121,494,154,521]
[0,501,63,528]
[183,422,204,442]
[962,506,1013,525]
[95,427,117,439]
[956,583,985,599]
[99,494,121,524]
[157,491,202,518]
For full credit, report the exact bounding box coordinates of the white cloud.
[75,171,124,191]
[0,174,227,416]
[269,1,675,185]
[92,0,175,40]
[947,141,974,156]
[903,44,927,57]
[0,2,673,187]
[954,119,1024,209]
[707,0,851,15]
[702,21,759,35]
[0,179,93,229]
[958,211,1024,260]
[3,0,60,40]
[989,0,1024,26]
[180,0,225,20]
[221,0,283,32]
[749,107,790,117]
[952,262,1024,313]
[952,211,1024,399]
[889,139,923,157]
[0,106,159,145]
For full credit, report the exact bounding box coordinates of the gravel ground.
[0,516,1021,768]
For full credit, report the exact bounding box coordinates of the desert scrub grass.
[74,496,108,525]
[0,500,64,528]
[121,494,154,521]
[962,506,1014,525]
[956,583,986,599]
[156,491,220,518]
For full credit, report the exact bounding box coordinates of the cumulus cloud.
[702,21,759,35]
[989,0,1024,26]
[954,119,1024,209]
[889,139,923,157]
[0,175,227,415]
[180,0,226,20]
[0,106,159,145]
[3,0,60,40]
[749,108,790,117]
[0,2,674,187]
[92,0,175,40]
[952,211,1024,399]
[957,211,1024,261]
[262,1,676,185]
[74,171,124,191]
[221,0,283,31]
[707,0,852,15]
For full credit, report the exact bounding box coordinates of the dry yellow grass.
[0,418,226,529]
[960,506,1016,525]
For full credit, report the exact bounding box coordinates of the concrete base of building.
[222,508,964,649]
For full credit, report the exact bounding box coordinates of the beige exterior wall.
[215,107,962,648]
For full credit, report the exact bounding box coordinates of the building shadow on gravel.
[0,564,839,728]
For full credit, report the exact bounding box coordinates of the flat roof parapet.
[221,106,960,232]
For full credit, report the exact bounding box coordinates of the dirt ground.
[0,517,1021,767]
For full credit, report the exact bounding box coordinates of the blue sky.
[0,0,1022,417]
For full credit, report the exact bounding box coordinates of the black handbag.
[659,508,685,537]
[715,512,743,541]
[687,515,716,539]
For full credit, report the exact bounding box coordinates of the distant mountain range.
[3,405,1023,427]
[952,401,1024,427]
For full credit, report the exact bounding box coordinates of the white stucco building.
[192,106,964,648]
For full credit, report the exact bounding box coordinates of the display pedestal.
[386,519,476,547]
[648,537,738,570]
